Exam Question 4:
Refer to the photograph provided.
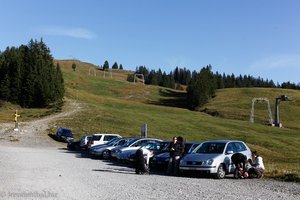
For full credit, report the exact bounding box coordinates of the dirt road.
[0,100,299,200]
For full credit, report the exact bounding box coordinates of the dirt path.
[0,99,82,147]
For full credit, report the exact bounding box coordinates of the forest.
[133,65,300,108]
[0,39,64,108]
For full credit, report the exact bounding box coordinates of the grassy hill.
[1,59,299,181]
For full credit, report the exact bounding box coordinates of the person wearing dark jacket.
[231,152,248,178]
[167,136,185,175]
[135,148,149,175]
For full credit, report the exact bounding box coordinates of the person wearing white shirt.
[249,151,265,178]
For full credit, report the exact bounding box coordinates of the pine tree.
[119,64,123,70]
[187,65,216,108]
[103,60,109,70]
[112,62,118,69]
[72,63,77,71]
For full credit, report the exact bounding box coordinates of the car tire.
[102,150,111,159]
[215,164,226,179]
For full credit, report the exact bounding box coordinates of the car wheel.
[102,150,111,159]
[215,164,226,179]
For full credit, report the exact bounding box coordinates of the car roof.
[202,140,244,143]
[92,133,121,136]
[59,127,71,131]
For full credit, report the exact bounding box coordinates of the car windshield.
[195,142,226,154]
[121,138,140,147]
[62,129,72,137]
[159,141,171,151]
[184,143,193,154]
[105,137,120,146]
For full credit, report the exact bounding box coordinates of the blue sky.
[1,0,299,84]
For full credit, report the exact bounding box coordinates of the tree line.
[132,65,300,108]
[0,39,64,108]
[102,60,123,70]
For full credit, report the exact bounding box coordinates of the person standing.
[167,136,184,175]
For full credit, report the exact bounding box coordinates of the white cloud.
[41,26,96,40]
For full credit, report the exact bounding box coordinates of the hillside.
[1,59,299,180]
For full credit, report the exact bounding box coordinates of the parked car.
[67,140,81,150]
[88,133,122,149]
[123,140,166,163]
[151,142,201,171]
[90,138,128,159]
[56,127,74,143]
[111,138,162,160]
[79,135,92,150]
[179,140,252,179]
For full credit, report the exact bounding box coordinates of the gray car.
[179,140,252,179]
[90,138,128,159]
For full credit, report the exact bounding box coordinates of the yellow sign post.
[14,110,20,131]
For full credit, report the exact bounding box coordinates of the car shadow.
[48,133,59,141]
[92,168,135,175]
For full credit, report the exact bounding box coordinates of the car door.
[225,142,237,173]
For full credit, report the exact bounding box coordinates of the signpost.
[141,123,147,138]
[14,110,20,131]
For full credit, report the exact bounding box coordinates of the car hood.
[182,153,222,161]
[120,147,139,154]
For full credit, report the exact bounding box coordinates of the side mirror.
[226,150,234,155]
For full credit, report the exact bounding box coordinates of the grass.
[1,60,299,182]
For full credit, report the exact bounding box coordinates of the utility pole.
[274,95,289,127]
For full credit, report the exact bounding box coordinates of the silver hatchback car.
[179,140,252,179]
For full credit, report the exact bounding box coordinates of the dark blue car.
[56,127,74,143]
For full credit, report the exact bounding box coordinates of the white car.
[88,133,121,148]
[179,140,252,179]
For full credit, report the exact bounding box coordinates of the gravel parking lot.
[0,144,299,200]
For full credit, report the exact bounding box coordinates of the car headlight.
[206,159,214,165]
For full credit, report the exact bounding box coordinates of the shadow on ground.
[147,88,189,109]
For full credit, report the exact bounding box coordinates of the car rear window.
[104,135,118,142]
[92,135,102,141]
[195,142,226,154]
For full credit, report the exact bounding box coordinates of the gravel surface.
[0,146,299,200]
[0,100,299,200]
